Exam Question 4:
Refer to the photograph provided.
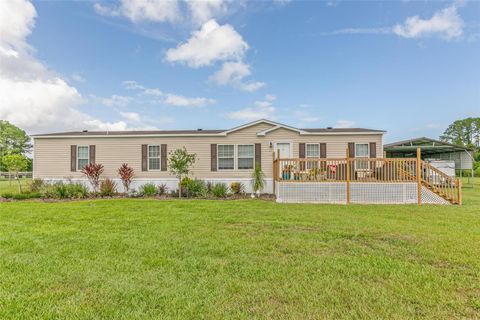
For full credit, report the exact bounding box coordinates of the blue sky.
[0,0,479,142]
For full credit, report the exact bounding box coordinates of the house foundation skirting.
[275,182,450,205]
[40,178,274,194]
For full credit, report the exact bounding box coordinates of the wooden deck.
[273,149,461,205]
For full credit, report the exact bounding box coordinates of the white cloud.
[0,0,128,133]
[143,88,163,96]
[71,72,85,83]
[163,94,215,107]
[393,6,464,39]
[324,6,465,41]
[187,0,227,25]
[165,19,248,67]
[227,95,276,121]
[122,80,145,90]
[100,95,132,107]
[322,27,392,36]
[335,120,355,128]
[209,61,265,92]
[120,111,141,122]
[294,111,320,123]
[94,0,180,23]
[121,80,215,107]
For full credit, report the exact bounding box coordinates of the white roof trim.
[257,125,307,136]
[300,131,385,136]
[33,133,227,139]
[223,119,280,134]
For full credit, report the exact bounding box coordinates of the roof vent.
[82,130,88,133]
[327,127,333,130]
[197,128,203,131]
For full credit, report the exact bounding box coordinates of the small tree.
[81,163,104,193]
[251,163,266,197]
[168,147,196,198]
[3,154,28,193]
[117,163,134,192]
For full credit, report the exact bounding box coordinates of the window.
[306,143,320,169]
[148,145,160,170]
[77,146,89,170]
[218,145,234,170]
[306,144,320,157]
[355,143,369,170]
[355,143,369,157]
[237,145,254,169]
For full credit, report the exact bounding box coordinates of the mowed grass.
[0,179,31,195]
[0,183,479,319]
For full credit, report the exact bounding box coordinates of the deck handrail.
[273,157,461,205]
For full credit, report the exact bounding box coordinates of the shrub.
[1,192,41,200]
[81,163,104,192]
[230,182,245,195]
[140,183,157,197]
[100,178,117,197]
[117,163,134,192]
[211,183,228,198]
[251,164,266,196]
[29,178,45,192]
[66,183,89,199]
[168,147,197,198]
[44,182,89,199]
[183,178,207,198]
[157,183,168,196]
[206,181,214,194]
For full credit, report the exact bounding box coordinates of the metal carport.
[384,137,475,186]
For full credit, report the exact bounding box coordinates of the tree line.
[0,120,32,173]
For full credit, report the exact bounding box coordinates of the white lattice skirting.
[276,182,450,205]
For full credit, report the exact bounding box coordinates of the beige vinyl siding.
[33,123,383,180]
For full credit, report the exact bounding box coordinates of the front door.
[275,142,292,158]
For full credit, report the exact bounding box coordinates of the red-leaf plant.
[117,163,134,192]
[81,163,104,193]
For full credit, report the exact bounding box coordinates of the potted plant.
[282,164,293,180]
[251,164,266,198]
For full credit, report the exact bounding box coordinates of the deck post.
[416,147,422,205]
[272,152,276,195]
[346,148,350,205]
[457,179,462,205]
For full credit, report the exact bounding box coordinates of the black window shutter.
[348,142,355,158]
[71,145,77,172]
[161,144,167,171]
[141,144,148,171]
[255,143,261,169]
[89,145,96,164]
[211,144,217,171]
[299,143,305,158]
[320,143,327,158]
[369,142,377,158]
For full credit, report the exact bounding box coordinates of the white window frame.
[305,143,320,169]
[217,144,235,171]
[273,141,293,158]
[355,143,370,170]
[77,145,89,171]
[306,143,320,158]
[237,144,255,170]
[148,144,161,171]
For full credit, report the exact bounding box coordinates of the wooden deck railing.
[273,158,418,183]
[273,155,462,205]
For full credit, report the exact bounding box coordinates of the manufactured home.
[33,119,384,192]
[32,119,461,204]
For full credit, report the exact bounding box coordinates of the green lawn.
[0,178,30,194]
[0,185,479,319]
